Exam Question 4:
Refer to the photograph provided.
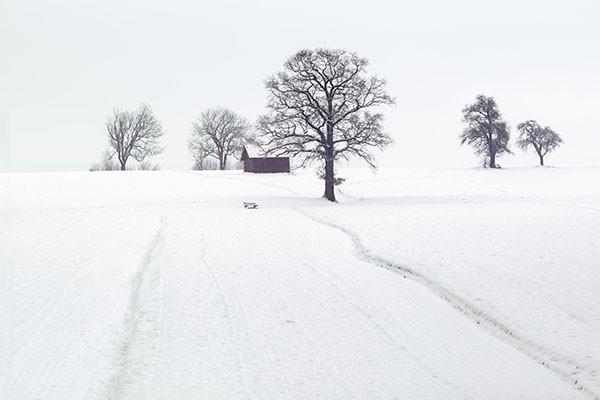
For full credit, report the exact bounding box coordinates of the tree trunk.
[323,133,336,202]
[120,161,126,171]
[539,153,544,166]
[323,101,337,202]
[489,151,497,169]
[324,157,335,202]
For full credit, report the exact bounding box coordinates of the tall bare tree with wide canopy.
[460,95,511,168]
[257,49,394,201]
[106,104,164,170]
[517,120,563,166]
[189,108,250,170]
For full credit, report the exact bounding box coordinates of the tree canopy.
[517,120,563,166]
[257,49,394,201]
[189,108,250,170]
[106,104,164,170]
[460,95,510,168]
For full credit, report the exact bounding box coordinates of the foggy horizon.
[1,0,599,172]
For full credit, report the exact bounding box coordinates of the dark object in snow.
[243,202,258,209]
[241,146,290,173]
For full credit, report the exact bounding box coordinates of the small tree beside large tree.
[257,49,394,201]
[106,104,164,170]
[460,95,511,168]
[189,108,250,170]
[516,120,563,166]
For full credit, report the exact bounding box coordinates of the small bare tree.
[106,104,164,170]
[191,154,220,170]
[257,49,394,201]
[89,149,119,171]
[517,120,563,166]
[460,95,511,168]
[189,139,209,170]
[137,160,161,171]
[189,108,250,170]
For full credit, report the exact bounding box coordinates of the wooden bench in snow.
[243,202,259,209]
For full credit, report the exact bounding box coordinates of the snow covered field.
[1,167,598,399]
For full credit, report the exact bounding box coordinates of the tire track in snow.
[204,172,596,397]
[296,209,598,400]
[106,215,167,400]
[200,230,258,400]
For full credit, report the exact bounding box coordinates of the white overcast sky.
[1,0,599,171]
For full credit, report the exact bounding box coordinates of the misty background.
[1,0,598,172]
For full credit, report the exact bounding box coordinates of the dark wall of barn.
[244,158,290,173]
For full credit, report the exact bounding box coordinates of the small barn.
[240,146,290,173]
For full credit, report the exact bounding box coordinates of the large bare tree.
[257,49,394,201]
[517,120,563,166]
[460,95,511,168]
[106,104,164,170]
[189,108,250,170]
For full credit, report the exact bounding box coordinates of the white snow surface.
[1,167,598,400]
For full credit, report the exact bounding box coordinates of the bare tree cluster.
[257,49,394,201]
[94,49,566,197]
[516,120,563,166]
[460,95,563,167]
[106,104,164,170]
[188,108,250,170]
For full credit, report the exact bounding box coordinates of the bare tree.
[460,95,511,168]
[517,120,563,166]
[89,149,119,171]
[257,49,394,201]
[191,156,219,171]
[189,108,250,170]
[106,104,164,170]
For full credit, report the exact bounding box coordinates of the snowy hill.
[2,167,599,399]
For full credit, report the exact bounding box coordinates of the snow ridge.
[105,215,167,400]
[297,209,598,400]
